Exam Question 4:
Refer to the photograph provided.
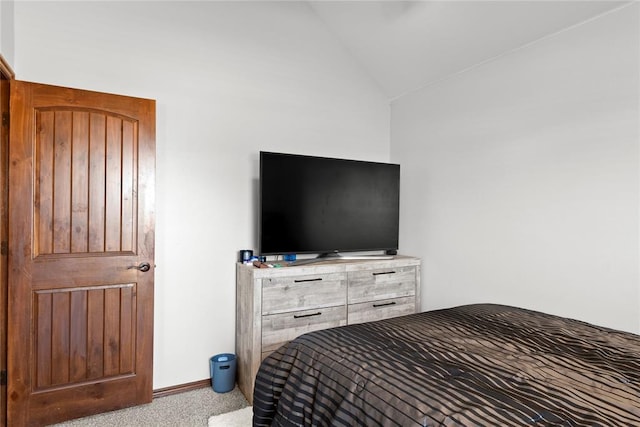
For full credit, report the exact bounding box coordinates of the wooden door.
[7,81,155,426]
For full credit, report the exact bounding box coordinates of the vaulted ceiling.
[308,1,629,100]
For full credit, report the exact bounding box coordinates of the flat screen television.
[260,151,400,262]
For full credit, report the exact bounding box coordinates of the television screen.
[260,152,400,257]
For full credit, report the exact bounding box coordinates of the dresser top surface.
[237,255,420,278]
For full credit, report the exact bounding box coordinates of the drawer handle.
[294,278,323,283]
[294,312,322,319]
[373,302,397,308]
[372,271,396,276]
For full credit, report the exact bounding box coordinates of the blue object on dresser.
[210,353,236,393]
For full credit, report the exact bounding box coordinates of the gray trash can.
[209,353,236,393]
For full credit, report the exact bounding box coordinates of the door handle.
[128,262,151,272]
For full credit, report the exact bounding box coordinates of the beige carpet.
[208,406,252,426]
[50,386,249,426]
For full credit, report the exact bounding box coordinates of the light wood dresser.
[235,255,421,403]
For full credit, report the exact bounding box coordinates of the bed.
[252,304,640,426]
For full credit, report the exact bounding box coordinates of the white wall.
[0,0,15,66]
[13,1,390,388]
[392,5,640,333]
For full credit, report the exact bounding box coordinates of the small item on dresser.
[253,260,272,268]
[239,249,253,263]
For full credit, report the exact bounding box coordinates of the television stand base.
[288,252,394,266]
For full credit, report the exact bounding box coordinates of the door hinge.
[1,112,7,127]
[0,370,6,386]
[0,241,7,256]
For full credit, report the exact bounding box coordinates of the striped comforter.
[253,304,640,426]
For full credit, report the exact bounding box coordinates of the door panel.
[8,81,155,426]
[33,284,136,388]
[34,109,138,257]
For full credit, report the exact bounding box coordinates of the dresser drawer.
[261,305,347,353]
[348,266,416,304]
[262,272,347,315]
[348,296,415,325]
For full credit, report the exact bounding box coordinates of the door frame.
[0,53,14,427]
